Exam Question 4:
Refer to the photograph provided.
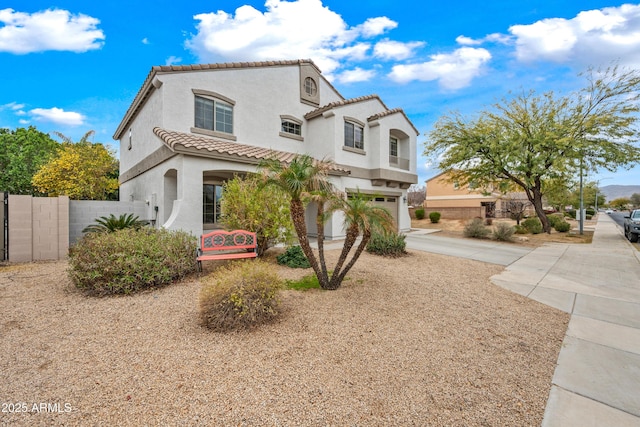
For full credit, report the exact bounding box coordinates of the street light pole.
[595,177,613,213]
[579,158,584,235]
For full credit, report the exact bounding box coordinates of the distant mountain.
[600,185,640,201]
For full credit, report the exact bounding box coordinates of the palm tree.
[83,213,145,233]
[326,191,395,289]
[260,154,396,290]
[259,154,334,288]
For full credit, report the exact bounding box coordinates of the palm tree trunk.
[326,224,359,289]
[328,229,372,290]
[315,201,329,283]
[290,199,329,288]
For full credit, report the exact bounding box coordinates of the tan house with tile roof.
[114,60,418,239]
[425,171,533,219]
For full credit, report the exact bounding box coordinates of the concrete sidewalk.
[491,215,640,426]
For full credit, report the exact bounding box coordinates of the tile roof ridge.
[151,59,318,73]
[304,94,384,120]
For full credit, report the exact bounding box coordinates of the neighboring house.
[424,171,529,219]
[113,60,418,240]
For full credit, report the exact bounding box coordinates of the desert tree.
[0,126,59,195]
[426,65,640,233]
[32,130,119,200]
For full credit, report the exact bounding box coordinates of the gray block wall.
[69,200,147,245]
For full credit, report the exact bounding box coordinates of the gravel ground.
[0,249,568,426]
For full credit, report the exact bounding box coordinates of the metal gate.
[2,192,7,261]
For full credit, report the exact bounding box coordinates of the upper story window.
[344,119,364,150]
[191,89,236,139]
[279,115,304,141]
[195,96,233,134]
[282,119,301,136]
[304,77,317,96]
[389,136,398,157]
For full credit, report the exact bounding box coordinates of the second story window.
[389,136,398,158]
[281,120,301,136]
[344,120,364,150]
[279,115,303,141]
[194,94,233,135]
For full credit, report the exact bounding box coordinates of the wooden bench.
[196,229,257,272]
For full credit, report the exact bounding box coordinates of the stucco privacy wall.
[8,195,69,263]
[69,200,146,244]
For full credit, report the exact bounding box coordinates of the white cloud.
[374,39,425,60]
[142,37,150,45]
[0,102,25,111]
[509,4,640,67]
[388,47,491,89]
[354,16,397,38]
[0,8,105,54]
[185,0,417,76]
[456,33,511,46]
[335,67,376,84]
[30,107,85,126]
[165,56,182,65]
[455,35,481,46]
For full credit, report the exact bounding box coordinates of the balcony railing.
[389,155,410,171]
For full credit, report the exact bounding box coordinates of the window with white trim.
[194,95,233,134]
[344,121,364,150]
[281,119,301,136]
[389,136,398,157]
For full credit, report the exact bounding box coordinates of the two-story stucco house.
[113,59,418,240]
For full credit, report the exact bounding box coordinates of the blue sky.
[1,0,639,187]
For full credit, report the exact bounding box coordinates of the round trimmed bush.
[463,218,490,239]
[68,228,198,295]
[522,217,543,234]
[546,214,564,228]
[276,245,310,268]
[199,260,282,332]
[415,208,426,220]
[429,211,441,223]
[554,221,571,232]
[493,222,515,241]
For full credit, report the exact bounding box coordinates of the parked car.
[624,209,640,243]
[605,209,613,214]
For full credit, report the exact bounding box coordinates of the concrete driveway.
[405,229,533,266]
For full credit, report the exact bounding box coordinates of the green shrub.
[366,231,407,257]
[428,211,441,223]
[493,222,515,241]
[220,173,294,256]
[199,260,282,331]
[276,245,310,268]
[522,217,543,234]
[415,208,426,220]
[565,209,576,219]
[514,225,528,234]
[68,228,197,295]
[285,274,321,291]
[586,208,595,216]
[554,221,571,232]
[546,214,565,228]
[463,218,490,239]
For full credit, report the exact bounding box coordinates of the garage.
[348,192,400,228]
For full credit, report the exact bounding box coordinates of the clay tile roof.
[153,127,350,175]
[368,108,420,135]
[303,95,387,120]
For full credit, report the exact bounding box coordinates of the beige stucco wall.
[425,173,497,208]
[8,195,69,262]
